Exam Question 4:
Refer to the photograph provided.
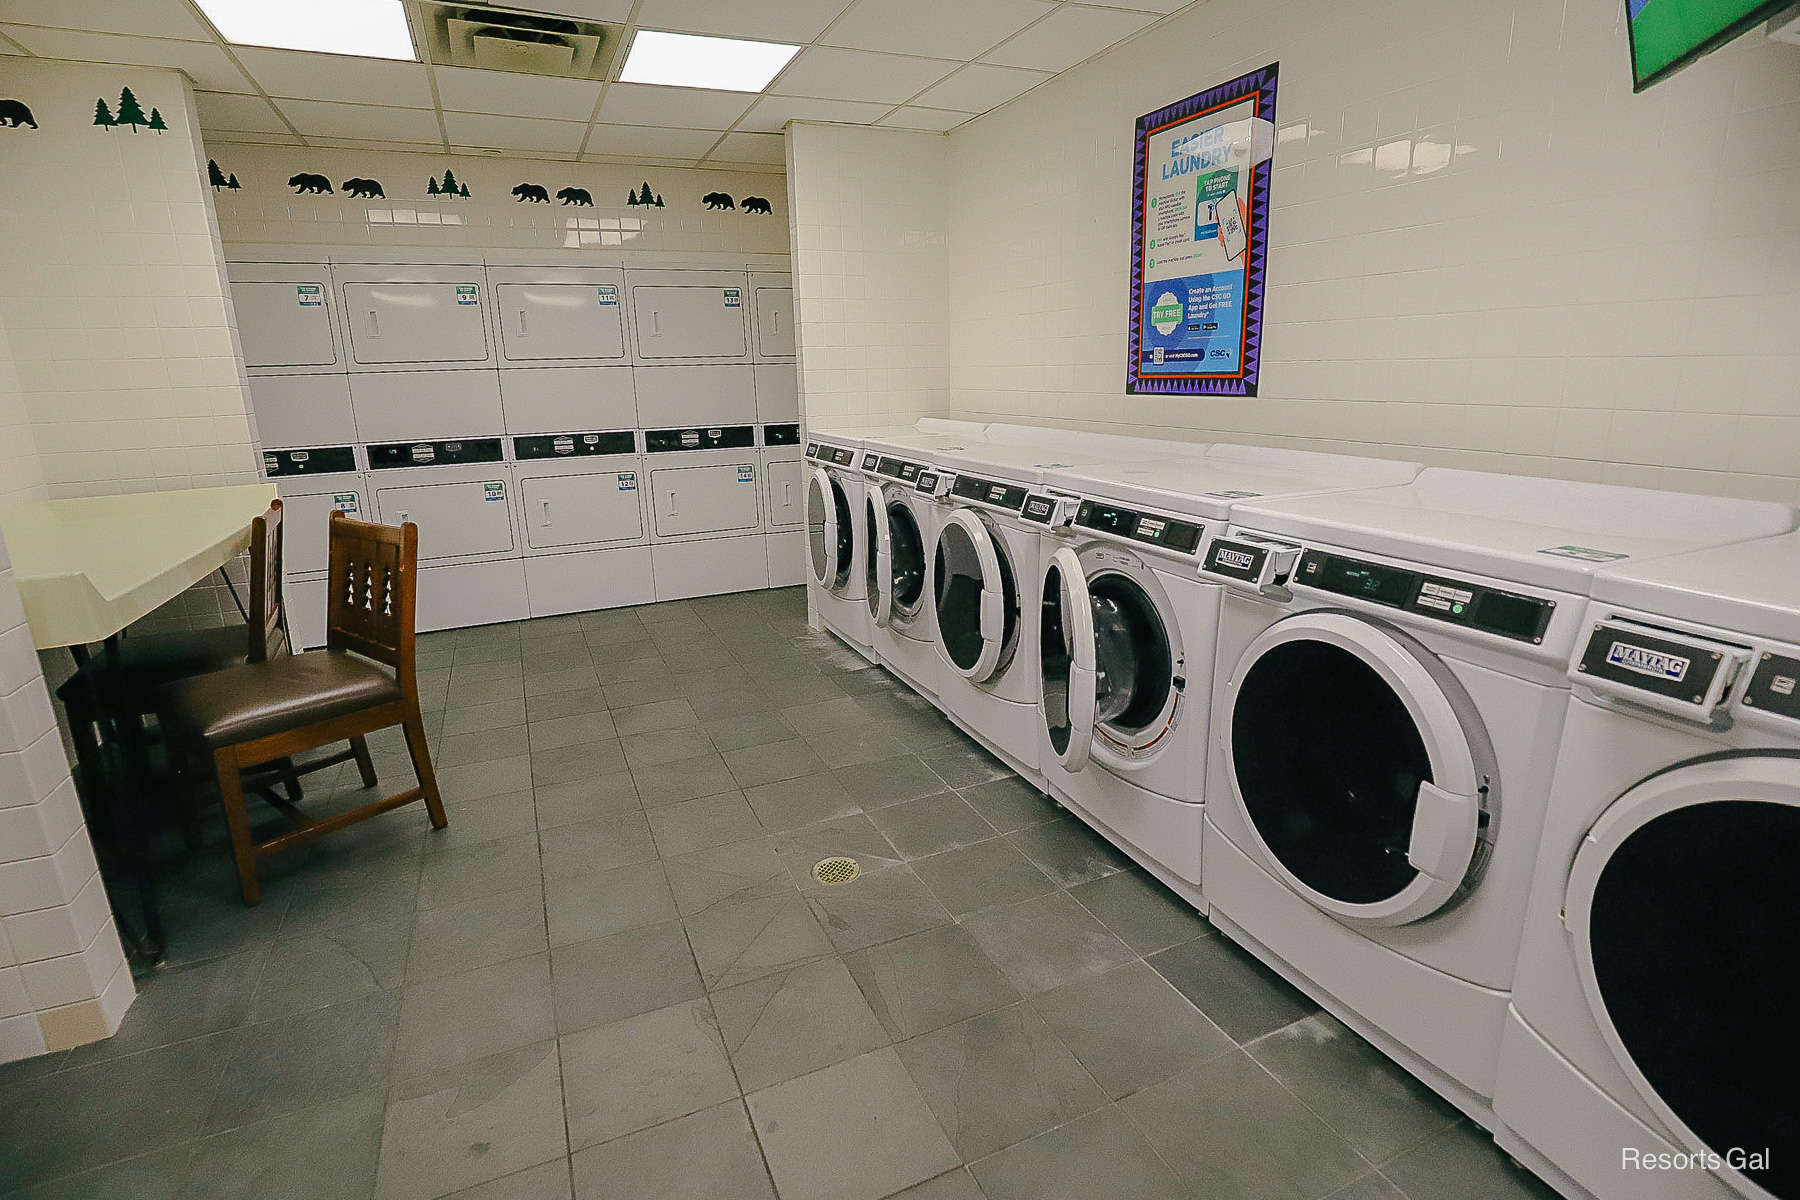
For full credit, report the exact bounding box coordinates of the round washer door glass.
[1567,762,1800,1200]
[1088,573,1172,734]
[887,501,926,616]
[934,514,1016,675]
[806,472,831,585]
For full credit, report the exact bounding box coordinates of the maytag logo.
[1216,547,1256,571]
[1607,641,1689,682]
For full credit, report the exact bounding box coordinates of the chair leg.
[214,748,262,906]
[349,736,378,789]
[401,713,448,830]
[279,758,305,803]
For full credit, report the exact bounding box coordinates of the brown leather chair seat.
[162,650,402,748]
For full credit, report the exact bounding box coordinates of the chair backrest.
[246,499,288,663]
[324,511,419,693]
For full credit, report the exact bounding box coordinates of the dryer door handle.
[1408,781,1480,882]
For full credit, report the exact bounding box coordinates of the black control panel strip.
[1074,499,1203,554]
[367,438,505,470]
[263,446,356,477]
[763,423,800,446]
[807,443,857,466]
[874,456,923,482]
[644,425,755,453]
[1297,550,1555,643]
[513,431,635,460]
[951,474,1029,513]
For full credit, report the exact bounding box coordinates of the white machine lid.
[1590,530,1800,644]
[935,440,1136,487]
[982,422,1207,464]
[858,423,986,456]
[1230,468,1798,595]
[1049,447,1420,523]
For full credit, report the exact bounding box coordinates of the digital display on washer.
[1302,553,1415,608]
[877,457,921,482]
[951,474,1028,512]
[1300,551,1553,642]
[1075,501,1202,554]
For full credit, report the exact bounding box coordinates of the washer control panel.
[1074,499,1202,554]
[807,441,857,466]
[951,473,1028,514]
[875,456,924,484]
[1299,550,1556,644]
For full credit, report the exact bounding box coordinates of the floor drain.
[812,856,860,885]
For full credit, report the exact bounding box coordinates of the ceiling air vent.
[415,2,622,82]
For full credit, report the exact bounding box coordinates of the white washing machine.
[1033,445,1421,911]
[803,430,873,659]
[1496,532,1800,1200]
[1196,468,1797,1123]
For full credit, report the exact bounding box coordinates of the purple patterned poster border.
[1126,62,1278,397]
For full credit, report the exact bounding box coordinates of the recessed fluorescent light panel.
[619,30,800,92]
[196,0,417,60]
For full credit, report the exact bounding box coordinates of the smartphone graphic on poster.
[1216,189,1247,261]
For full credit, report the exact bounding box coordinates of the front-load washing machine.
[804,430,873,660]
[1196,468,1796,1123]
[1496,533,1800,1200]
[1033,445,1422,911]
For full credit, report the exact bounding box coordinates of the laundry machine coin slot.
[343,282,488,365]
[1574,619,1747,724]
[231,280,338,368]
[496,283,624,361]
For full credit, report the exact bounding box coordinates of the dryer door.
[1040,547,1096,770]
[1562,754,1800,1200]
[866,489,893,627]
[1223,610,1494,926]
[885,495,927,628]
[806,466,839,589]
[933,508,1016,683]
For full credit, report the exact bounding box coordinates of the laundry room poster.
[1128,63,1277,397]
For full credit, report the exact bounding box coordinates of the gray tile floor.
[0,588,1559,1200]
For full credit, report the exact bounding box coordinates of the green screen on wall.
[1627,0,1785,90]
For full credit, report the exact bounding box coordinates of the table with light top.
[0,483,278,963]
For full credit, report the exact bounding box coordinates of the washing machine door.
[1040,547,1097,770]
[1224,610,1493,927]
[866,490,892,627]
[933,507,1017,683]
[806,467,852,592]
[1562,753,1800,1200]
[886,495,927,628]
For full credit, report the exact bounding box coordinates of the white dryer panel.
[768,530,806,588]
[375,470,517,562]
[499,366,636,434]
[628,270,749,360]
[248,375,355,449]
[495,283,626,363]
[753,364,799,423]
[633,365,756,428]
[753,287,795,359]
[764,456,804,529]
[525,546,655,617]
[231,279,338,369]
[275,480,365,577]
[415,560,528,633]
[649,461,760,538]
[653,535,769,601]
[350,370,504,443]
[341,281,489,366]
[519,470,645,550]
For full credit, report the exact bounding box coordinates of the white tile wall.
[935,0,1800,500]
[786,123,950,431]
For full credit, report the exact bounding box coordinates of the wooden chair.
[160,511,447,904]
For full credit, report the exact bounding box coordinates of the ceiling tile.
[983,4,1156,72]
[433,66,602,121]
[634,0,854,43]
[443,112,588,153]
[0,0,212,40]
[275,98,442,143]
[585,124,722,159]
[877,107,969,131]
[706,132,786,164]
[597,82,754,130]
[518,0,636,21]
[770,46,954,105]
[1082,0,1189,13]
[738,95,892,132]
[304,137,445,152]
[822,0,1053,60]
[234,46,434,106]
[0,27,256,92]
[194,91,290,134]
[911,63,1048,114]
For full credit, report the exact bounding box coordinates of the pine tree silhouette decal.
[147,107,168,133]
[208,158,227,189]
[115,87,148,132]
[639,183,654,206]
[426,177,441,195]
[226,173,241,190]
[654,194,664,207]
[93,98,117,130]
[458,181,470,197]
[440,169,458,196]
[626,190,639,207]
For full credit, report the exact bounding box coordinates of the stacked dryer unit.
[1496,532,1800,1200]
[751,274,804,587]
[492,265,651,617]
[630,268,769,601]
[1192,469,1796,1124]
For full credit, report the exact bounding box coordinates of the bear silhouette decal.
[556,186,593,206]
[702,191,735,211]
[288,173,333,195]
[342,177,385,199]
[0,99,36,129]
[740,196,773,215]
[512,183,550,203]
